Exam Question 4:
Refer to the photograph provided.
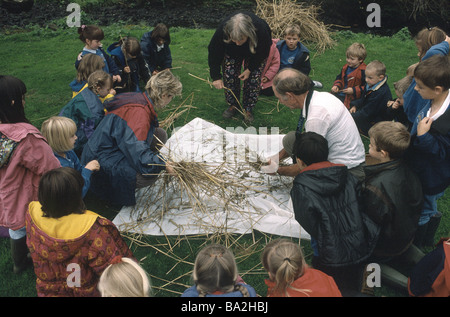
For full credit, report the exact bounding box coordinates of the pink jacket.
[261,39,281,90]
[0,123,60,230]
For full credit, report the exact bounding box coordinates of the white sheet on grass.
[113,118,310,240]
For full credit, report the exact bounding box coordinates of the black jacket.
[291,161,379,267]
[361,159,423,257]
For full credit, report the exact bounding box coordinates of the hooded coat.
[290,161,379,267]
[26,201,134,297]
[0,123,60,230]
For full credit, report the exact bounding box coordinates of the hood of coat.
[293,161,348,196]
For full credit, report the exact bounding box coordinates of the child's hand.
[85,160,100,172]
[212,79,224,89]
[417,117,433,136]
[110,89,116,96]
[342,88,353,94]
[113,75,122,83]
[349,106,357,113]
[261,76,268,83]
[165,161,176,176]
[331,86,339,93]
[152,70,159,76]
[238,69,251,81]
[124,66,131,73]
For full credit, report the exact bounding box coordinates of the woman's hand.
[238,69,251,81]
[212,79,224,89]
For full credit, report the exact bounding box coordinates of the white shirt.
[304,91,366,168]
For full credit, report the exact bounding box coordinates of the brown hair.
[366,60,386,77]
[145,69,182,108]
[393,75,413,95]
[414,55,450,91]
[284,24,301,37]
[346,42,367,61]
[151,23,171,45]
[78,25,104,43]
[414,27,446,60]
[368,121,410,159]
[120,37,141,57]
[38,167,86,218]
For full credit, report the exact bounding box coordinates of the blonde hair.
[76,54,105,83]
[41,116,77,153]
[346,42,367,61]
[98,257,151,297]
[284,24,301,37]
[223,13,258,54]
[145,69,182,108]
[192,244,249,297]
[366,60,386,76]
[368,121,410,159]
[262,239,310,297]
[87,70,112,95]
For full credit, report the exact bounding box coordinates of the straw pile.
[255,0,335,53]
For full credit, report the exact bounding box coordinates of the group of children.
[1,19,449,297]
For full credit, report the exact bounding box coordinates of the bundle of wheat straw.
[255,0,335,54]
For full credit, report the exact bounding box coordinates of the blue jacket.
[55,150,92,198]
[81,92,165,206]
[140,31,172,74]
[107,42,151,93]
[276,40,311,75]
[59,87,105,155]
[408,100,450,195]
[75,47,120,76]
[181,284,257,297]
[403,40,450,124]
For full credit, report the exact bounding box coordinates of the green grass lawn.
[0,22,448,297]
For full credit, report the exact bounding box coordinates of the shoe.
[313,80,323,89]
[10,237,32,274]
[244,111,254,123]
[222,106,237,119]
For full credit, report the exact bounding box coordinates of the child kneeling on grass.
[26,167,134,297]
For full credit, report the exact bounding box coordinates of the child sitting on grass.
[181,244,257,297]
[331,42,367,109]
[351,60,392,136]
[26,167,134,297]
[41,116,100,198]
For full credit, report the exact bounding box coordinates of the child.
[385,75,413,129]
[140,23,173,76]
[98,256,151,297]
[260,39,280,96]
[81,70,181,207]
[70,53,105,97]
[181,244,257,297]
[402,28,449,126]
[276,24,311,75]
[59,70,112,156]
[75,25,122,84]
[331,42,367,109]
[0,75,61,274]
[41,116,100,198]
[107,36,151,94]
[362,121,424,290]
[351,60,392,136]
[262,239,342,297]
[290,131,378,295]
[25,167,134,297]
[407,55,450,248]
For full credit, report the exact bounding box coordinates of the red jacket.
[333,63,366,109]
[265,265,342,297]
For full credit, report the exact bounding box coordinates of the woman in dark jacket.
[208,11,272,123]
